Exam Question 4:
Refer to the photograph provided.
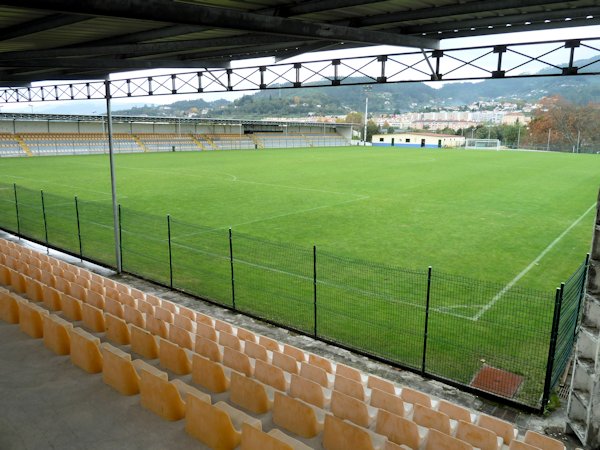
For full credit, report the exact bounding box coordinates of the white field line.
[473,202,597,322]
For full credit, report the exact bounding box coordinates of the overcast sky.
[2,24,600,114]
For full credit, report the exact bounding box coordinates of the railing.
[0,182,588,411]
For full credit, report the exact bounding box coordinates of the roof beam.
[399,7,600,35]
[258,0,386,17]
[2,0,439,49]
[0,57,231,70]
[339,0,578,27]
[0,35,304,60]
[0,13,89,41]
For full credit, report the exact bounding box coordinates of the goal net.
[465,138,501,150]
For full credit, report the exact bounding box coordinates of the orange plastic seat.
[105,313,131,345]
[426,428,473,450]
[185,398,261,450]
[18,299,48,338]
[240,423,311,450]
[334,374,366,401]
[254,359,288,392]
[376,409,422,449]
[169,323,194,350]
[309,353,333,373]
[196,321,218,341]
[104,297,124,319]
[413,403,451,434]
[223,346,253,377]
[130,324,159,359]
[0,289,19,323]
[259,335,281,352]
[81,302,105,333]
[401,387,432,408]
[42,285,62,311]
[273,351,299,375]
[123,304,145,328]
[42,314,73,355]
[173,313,194,332]
[230,371,274,414]
[244,340,269,362]
[195,335,223,362]
[336,363,363,382]
[158,338,191,375]
[323,414,386,450]
[60,293,83,322]
[69,327,103,373]
[438,399,473,423]
[478,413,517,445]
[330,390,375,428]
[215,319,233,334]
[368,375,395,394]
[370,388,406,417]
[191,353,230,393]
[523,430,565,450]
[101,343,140,395]
[272,392,324,439]
[456,420,502,450]
[145,315,169,339]
[283,344,306,362]
[300,361,331,388]
[219,330,242,351]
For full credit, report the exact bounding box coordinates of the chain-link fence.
[0,181,589,411]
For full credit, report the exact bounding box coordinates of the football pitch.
[1,146,597,292]
[1,146,598,406]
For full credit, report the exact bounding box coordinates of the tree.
[345,111,364,124]
[528,96,600,151]
[366,120,380,142]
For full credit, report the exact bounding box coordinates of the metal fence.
[0,182,589,411]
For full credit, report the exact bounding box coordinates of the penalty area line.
[473,202,596,322]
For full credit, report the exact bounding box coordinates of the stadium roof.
[0,0,598,85]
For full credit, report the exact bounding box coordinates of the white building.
[372,132,466,149]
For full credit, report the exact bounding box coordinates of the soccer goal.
[465,138,501,150]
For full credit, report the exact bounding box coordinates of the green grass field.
[1,146,598,290]
[0,146,598,407]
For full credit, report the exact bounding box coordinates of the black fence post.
[422,266,432,375]
[118,204,123,272]
[40,190,49,253]
[74,196,83,261]
[167,214,173,288]
[13,183,20,239]
[541,284,564,410]
[313,245,318,338]
[574,254,590,333]
[229,228,236,310]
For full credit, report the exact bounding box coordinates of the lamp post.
[363,86,372,146]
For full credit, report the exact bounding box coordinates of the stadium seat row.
[0,237,565,450]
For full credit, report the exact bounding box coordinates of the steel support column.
[105,79,122,273]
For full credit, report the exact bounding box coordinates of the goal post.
[464,138,501,150]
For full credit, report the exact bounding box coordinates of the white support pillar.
[567,188,600,448]
[105,79,122,273]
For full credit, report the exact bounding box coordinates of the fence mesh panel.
[14,185,45,242]
[77,199,116,267]
[0,183,17,233]
[317,251,427,369]
[551,260,588,389]
[120,208,170,286]
[43,192,80,256]
[426,271,553,407]
[233,233,313,333]
[0,183,589,410]
[169,218,231,306]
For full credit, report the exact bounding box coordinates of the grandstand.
[0,236,569,450]
[0,114,352,157]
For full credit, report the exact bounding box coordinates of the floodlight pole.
[105,79,122,273]
[363,86,371,146]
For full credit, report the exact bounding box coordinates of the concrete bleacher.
[0,238,567,450]
[0,131,350,156]
[0,133,27,157]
